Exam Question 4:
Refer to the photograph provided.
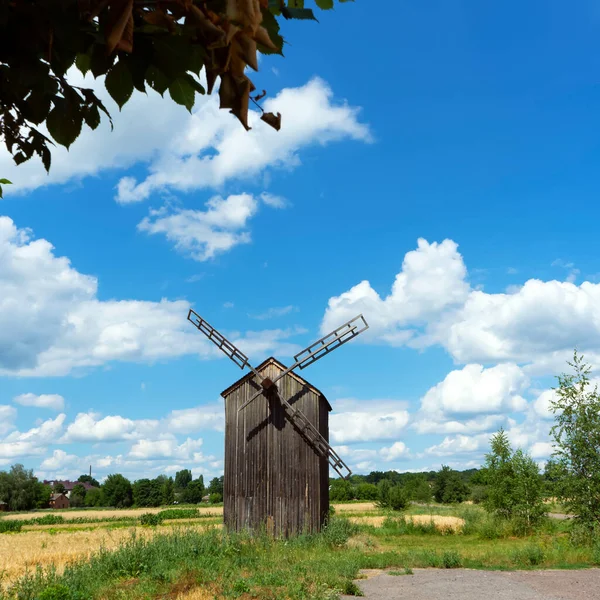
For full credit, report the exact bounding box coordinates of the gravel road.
[341,568,600,600]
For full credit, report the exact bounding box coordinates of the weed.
[441,550,462,568]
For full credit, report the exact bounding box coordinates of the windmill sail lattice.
[186,309,369,478]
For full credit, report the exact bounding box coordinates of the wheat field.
[2,506,223,522]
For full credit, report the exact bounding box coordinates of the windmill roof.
[220,356,332,411]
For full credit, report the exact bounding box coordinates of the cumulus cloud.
[61,412,159,443]
[138,193,260,261]
[129,437,204,461]
[414,363,528,435]
[0,216,303,377]
[330,399,410,444]
[0,414,66,460]
[379,441,411,462]
[321,237,600,375]
[0,405,17,436]
[13,393,65,411]
[40,449,80,471]
[116,77,371,203]
[164,403,224,434]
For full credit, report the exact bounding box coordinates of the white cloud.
[0,216,303,377]
[380,441,410,462]
[0,406,17,436]
[115,77,371,203]
[321,238,470,346]
[533,389,558,420]
[330,399,410,443]
[425,434,484,457]
[40,449,80,471]
[321,237,600,376]
[530,442,554,459]
[0,414,66,461]
[62,412,159,443]
[138,193,259,261]
[414,363,529,435]
[164,402,224,434]
[13,393,65,411]
[259,192,289,209]
[129,437,204,460]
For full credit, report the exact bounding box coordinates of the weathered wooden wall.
[223,360,329,537]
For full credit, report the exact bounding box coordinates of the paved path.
[341,568,600,600]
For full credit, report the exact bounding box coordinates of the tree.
[433,466,469,504]
[355,483,378,501]
[376,479,392,508]
[550,351,600,531]
[78,474,100,488]
[0,464,39,511]
[0,1,348,174]
[182,478,205,504]
[133,478,161,507]
[84,487,104,507]
[483,429,515,518]
[53,482,66,494]
[35,483,53,509]
[70,483,87,507]
[543,458,567,499]
[102,474,133,508]
[175,469,193,490]
[387,486,409,511]
[330,478,353,501]
[160,476,175,505]
[208,476,224,497]
[483,429,545,529]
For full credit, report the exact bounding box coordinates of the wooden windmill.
[187,309,369,537]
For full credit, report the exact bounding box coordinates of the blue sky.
[1,0,600,482]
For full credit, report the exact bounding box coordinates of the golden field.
[2,505,223,522]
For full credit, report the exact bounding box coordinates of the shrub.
[321,518,357,547]
[209,493,222,504]
[0,520,22,533]
[37,584,73,600]
[388,486,409,511]
[157,508,199,520]
[139,513,163,527]
[511,544,546,566]
[34,515,65,526]
[441,550,462,568]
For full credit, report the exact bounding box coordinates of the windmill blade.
[276,394,351,478]
[293,314,369,370]
[238,314,369,413]
[187,309,251,371]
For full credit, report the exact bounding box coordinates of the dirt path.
[341,568,600,600]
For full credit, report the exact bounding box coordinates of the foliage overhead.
[0,0,350,174]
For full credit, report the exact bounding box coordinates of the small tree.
[376,479,392,508]
[102,474,133,508]
[84,487,103,507]
[484,428,545,530]
[433,466,469,504]
[175,469,193,490]
[387,486,409,511]
[550,351,600,532]
[35,483,52,509]
[70,483,87,507]
[78,474,100,488]
[53,482,66,494]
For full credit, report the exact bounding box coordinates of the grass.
[1,503,598,599]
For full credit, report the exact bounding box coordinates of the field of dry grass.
[0,522,223,584]
[348,514,465,532]
[2,506,223,522]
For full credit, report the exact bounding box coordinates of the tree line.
[0,467,224,511]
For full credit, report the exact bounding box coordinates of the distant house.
[43,480,98,499]
[201,494,210,503]
[49,493,70,509]
[0,501,8,512]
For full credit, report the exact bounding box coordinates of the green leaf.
[0,179,12,185]
[189,45,205,77]
[146,66,170,97]
[105,60,134,110]
[75,52,91,76]
[84,104,101,130]
[260,9,284,56]
[169,76,195,112]
[22,93,51,125]
[183,73,205,95]
[46,101,83,149]
[315,0,334,8]
[90,43,116,78]
[153,36,191,79]
[281,7,317,20]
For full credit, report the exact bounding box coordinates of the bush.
[0,519,22,533]
[209,493,222,504]
[37,584,73,600]
[157,508,199,520]
[388,486,409,511]
[34,514,65,526]
[139,513,163,527]
[511,544,546,566]
[321,518,358,547]
[441,550,462,568]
